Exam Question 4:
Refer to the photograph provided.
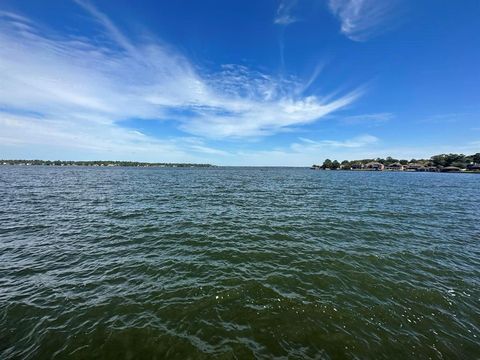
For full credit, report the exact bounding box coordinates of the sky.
[0,0,479,166]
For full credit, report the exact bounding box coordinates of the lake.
[1,166,479,359]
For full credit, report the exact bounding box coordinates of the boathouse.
[385,163,404,171]
[365,162,385,171]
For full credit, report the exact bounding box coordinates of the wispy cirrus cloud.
[292,134,379,151]
[223,134,379,166]
[339,112,393,125]
[0,2,361,160]
[328,0,400,41]
[274,0,299,25]
[229,138,480,167]
[0,112,226,162]
[419,112,476,125]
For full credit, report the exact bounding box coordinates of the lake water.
[1,166,479,359]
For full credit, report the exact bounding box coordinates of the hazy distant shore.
[0,160,213,168]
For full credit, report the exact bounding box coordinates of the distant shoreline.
[0,160,213,168]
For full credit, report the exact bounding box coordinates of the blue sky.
[0,0,479,165]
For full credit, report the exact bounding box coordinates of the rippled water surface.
[1,166,479,359]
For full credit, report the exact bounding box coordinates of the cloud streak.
[274,0,299,25]
[0,2,360,160]
[338,112,393,125]
[0,111,227,162]
[292,134,379,151]
[328,0,399,41]
[223,134,379,166]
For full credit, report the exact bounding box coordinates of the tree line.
[317,153,480,170]
[0,160,213,167]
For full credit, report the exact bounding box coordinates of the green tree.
[341,160,351,170]
[385,156,398,165]
[431,154,446,167]
[473,153,480,164]
[452,161,466,169]
[332,160,340,170]
[322,159,332,169]
[444,154,463,166]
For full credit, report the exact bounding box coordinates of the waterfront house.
[467,163,480,171]
[385,163,404,171]
[350,163,364,170]
[365,162,385,171]
[441,166,462,172]
[404,163,425,171]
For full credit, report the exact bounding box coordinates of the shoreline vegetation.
[311,153,480,173]
[0,160,213,168]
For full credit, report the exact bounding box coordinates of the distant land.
[0,160,213,168]
[311,152,480,173]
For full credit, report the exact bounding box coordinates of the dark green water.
[1,166,479,359]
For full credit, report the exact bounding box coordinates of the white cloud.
[274,0,299,25]
[328,0,399,41]
[220,139,480,167]
[0,3,360,159]
[419,112,475,124]
[291,134,379,151]
[213,134,379,166]
[0,112,225,162]
[339,112,393,125]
